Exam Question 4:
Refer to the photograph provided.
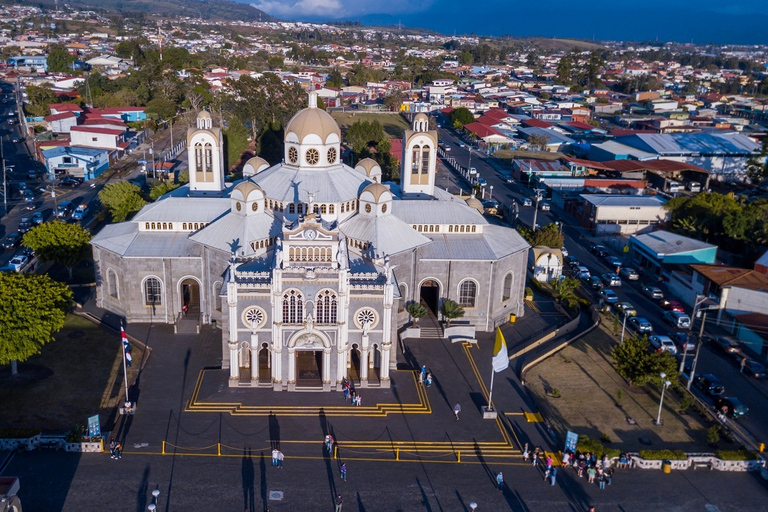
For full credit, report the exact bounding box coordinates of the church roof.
[91,223,203,258]
[391,197,486,225]
[418,225,529,261]
[285,99,340,143]
[189,208,283,257]
[132,196,231,223]
[252,163,371,204]
[340,214,431,258]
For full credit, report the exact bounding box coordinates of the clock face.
[305,229,317,240]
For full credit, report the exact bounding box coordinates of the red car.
[661,299,685,312]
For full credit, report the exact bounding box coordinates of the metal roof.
[580,194,666,208]
[189,209,283,257]
[617,132,760,156]
[252,163,371,204]
[391,197,487,225]
[340,214,431,258]
[419,226,529,261]
[631,230,716,256]
[133,197,231,223]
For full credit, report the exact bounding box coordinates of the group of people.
[108,438,122,460]
[523,444,558,485]
[418,365,434,387]
[270,447,285,468]
[341,378,362,406]
[560,450,616,489]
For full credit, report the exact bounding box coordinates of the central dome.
[285,93,341,145]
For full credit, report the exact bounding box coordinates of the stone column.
[380,342,391,382]
[323,348,332,391]
[360,346,369,387]
[272,346,282,391]
[250,333,259,382]
[287,348,296,384]
[228,342,239,381]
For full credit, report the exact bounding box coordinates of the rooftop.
[631,230,716,256]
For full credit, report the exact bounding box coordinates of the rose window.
[242,307,266,328]
[327,147,337,164]
[288,146,298,164]
[306,148,320,165]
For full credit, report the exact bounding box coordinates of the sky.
[242,0,768,44]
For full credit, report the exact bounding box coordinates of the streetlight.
[532,187,544,230]
[679,294,709,373]
[654,373,671,425]
[489,185,494,202]
[469,502,478,511]
[148,489,160,511]
[619,312,629,343]
[687,301,720,390]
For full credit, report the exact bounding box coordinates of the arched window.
[471,225,476,233]
[107,269,118,299]
[204,143,213,173]
[449,225,453,233]
[145,222,150,230]
[195,143,203,172]
[213,281,223,311]
[289,203,295,214]
[321,204,327,214]
[143,277,163,305]
[282,290,303,324]
[411,145,420,174]
[316,290,338,325]
[502,273,513,301]
[458,280,477,308]
[398,284,407,312]
[421,147,430,174]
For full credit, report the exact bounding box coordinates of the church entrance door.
[349,344,361,384]
[181,279,200,316]
[419,280,440,314]
[258,344,270,384]
[296,350,323,387]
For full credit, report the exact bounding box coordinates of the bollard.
[334,445,338,459]
[162,441,166,455]
[218,443,221,456]
[457,451,461,463]
[100,438,104,453]
[396,448,400,461]
[760,443,765,453]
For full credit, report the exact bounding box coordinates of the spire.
[308,91,318,109]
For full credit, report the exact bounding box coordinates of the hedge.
[638,449,688,460]
[715,449,760,461]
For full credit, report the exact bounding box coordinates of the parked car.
[742,360,767,379]
[649,335,678,354]
[522,198,532,207]
[693,374,725,396]
[590,244,608,257]
[560,247,568,257]
[577,266,590,278]
[619,267,640,280]
[541,202,551,211]
[663,310,691,329]
[661,299,685,312]
[32,212,43,224]
[670,332,695,352]
[615,302,637,317]
[17,218,31,233]
[564,256,579,267]
[715,397,749,418]
[712,336,742,355]
[59,177,80,187]
[71,204,89,222]
[628,316,653,333]
[588,276,603,291]
[605,256,623,269]
[7,254,28,272]
[601,273,622,287]
[598,289,619,304]
[642,285,664,300]
[1,233,21,249]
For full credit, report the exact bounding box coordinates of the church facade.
[91,93,530,391]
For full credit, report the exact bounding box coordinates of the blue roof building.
[42,146,110,181]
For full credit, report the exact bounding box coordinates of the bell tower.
[401,113,438,197]
[187,110,225,195]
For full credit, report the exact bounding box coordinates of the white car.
[649,335,678,354]
[561,247,568,257]
[628,316,653,334]
[541,202,551,211]
[8,254,29,272]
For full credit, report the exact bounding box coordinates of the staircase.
[174,313,199,335]
[418,310,443,339]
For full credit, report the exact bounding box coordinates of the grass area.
[526,323,719,452]
[0,314,144,431]
[331,112,410,139]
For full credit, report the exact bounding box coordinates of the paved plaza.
[3,319,768,511]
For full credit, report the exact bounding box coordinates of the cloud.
[250,0,431,20]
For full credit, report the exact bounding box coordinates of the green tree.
[0,273,72,375]
[22,221,91,280]
[552,276,581,309]
[527,134,549,150]
[47,44,75,73]
[145,97,177,120]
[440,299,465,327]
[345,120,386,154]
[24,85,57,116]
[449,107,474,128]
[556,54,573,85]
[406,302,428,324]
[529,223,564,248]
[149,181,180,201]
[99,181,147,222]
[325,68,344,88]
[745,137,768,184]
[223,116,250,171]
[267,56,284,70]
[611,334,679,386]
[383,90,405,112]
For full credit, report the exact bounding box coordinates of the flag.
[121,323,132,367]
[492,327,509,373]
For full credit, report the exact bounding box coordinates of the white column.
[323,348,331,384]
[360,348,369,383]
[228,342,239,380]
[380,342,391,381]
[287,348,296,384]
[250,334,259,381]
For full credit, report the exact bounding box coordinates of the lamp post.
[680,294,708,373]
[688,303,719,390]
[532,188,544,230]
[654,373,671,425]
[619,312,629,343]
[148,489,160,511]
[489,185,494,202]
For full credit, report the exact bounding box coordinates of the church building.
[91,93,530,392]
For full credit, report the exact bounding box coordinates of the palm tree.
[440,299,465,327]
[406,302,428,325]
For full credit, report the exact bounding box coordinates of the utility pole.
[688,305,717,390]
[1,138,6,216]
[531,187,544,230]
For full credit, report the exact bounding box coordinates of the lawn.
[0,314,144,431]
[525,323,718,452]
[331,112,410,139]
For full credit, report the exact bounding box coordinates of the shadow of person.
[241,448,254,512]
[259,452,267,512]
[268,412,280,450]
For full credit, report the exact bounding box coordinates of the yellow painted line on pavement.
[524,412,544,423]
[525,299,540,314]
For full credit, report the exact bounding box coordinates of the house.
[42,145,110,181]
[516,126,574,152]
[577,195,668,235]
[628,231,717,280]
[462,122,512,146]
[70,126,129,152]
[45,112,78,134]
[49,103,82,116]
[8,55,47,71]
[528,246,563,283]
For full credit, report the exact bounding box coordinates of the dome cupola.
[284,92,341,169]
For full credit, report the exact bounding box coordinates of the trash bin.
[509,314,516,323]
[211,319,217,330]
[662,460,672,474]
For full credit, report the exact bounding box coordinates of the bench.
[692,460,712,470]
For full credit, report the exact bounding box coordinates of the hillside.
[25,0,277,22]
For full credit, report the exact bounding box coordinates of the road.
[435,117,768,449]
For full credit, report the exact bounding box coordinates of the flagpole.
[488,368,496,411]
[121,323,129,403]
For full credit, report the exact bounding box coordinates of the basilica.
[91,93,529,391]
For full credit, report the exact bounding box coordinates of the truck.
[0,476,21,512]
[56,200,73,219]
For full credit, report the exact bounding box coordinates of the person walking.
[532,451,539,467]
[277,450,284,469]
[453,402,461,421]
[109,438,116,459]
[421,365,427,381]
[340,462,347,482]
[114,440,122,460]
[272,447,278,467]
[523,443,530,462]
[496,471,504,491]
[598,471,606,490]
[343,384,350,401]
[426,372,433,387]
[550,467,558,486]
[335,493,343,512]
